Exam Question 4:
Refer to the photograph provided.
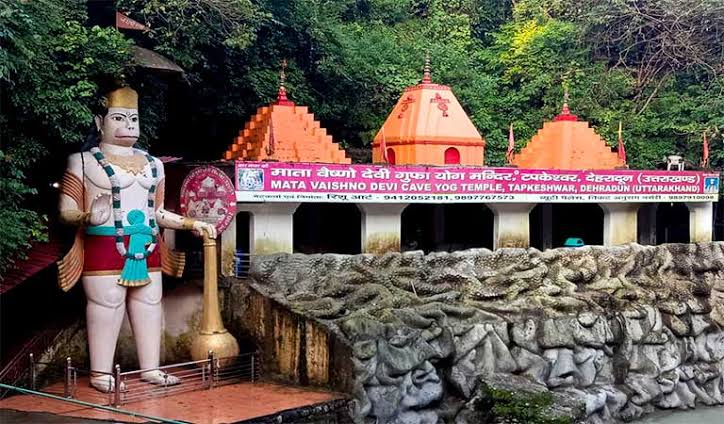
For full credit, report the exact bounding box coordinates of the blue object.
[119,209,153,286]
[563,237,585,247]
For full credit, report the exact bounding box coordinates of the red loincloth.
[83,234,161,276]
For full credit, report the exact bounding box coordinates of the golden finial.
[422,51,432,84]
[275,59,294,106]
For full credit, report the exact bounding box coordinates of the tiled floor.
[0,377,343,424]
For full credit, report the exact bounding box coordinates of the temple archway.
[530,203,604,249]
[401,203,493,252]
[656,203,689,243]
[293,203,362,254]
[444,147,460,165]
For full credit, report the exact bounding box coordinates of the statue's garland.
[90,147,158,259]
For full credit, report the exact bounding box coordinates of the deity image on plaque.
[238,168,264,191]
[704,176,719,193]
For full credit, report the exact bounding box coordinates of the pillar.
[687,202,713,242]
[220,217,236,277]
[237,203,300,255]
[601,203,639,246]
[488,203,534,249]
[358,204,407,254]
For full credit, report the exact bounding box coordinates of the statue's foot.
[140,370,181,386]
[90,375,127,393]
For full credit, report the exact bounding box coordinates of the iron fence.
[8,351,259,407]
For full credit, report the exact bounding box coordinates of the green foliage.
[0,150,47,277]
[477,385,573,424]
[0,0,131,276]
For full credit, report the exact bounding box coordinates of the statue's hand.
[193,220,217,239]
[89,194,112,226]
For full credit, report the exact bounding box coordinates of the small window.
[444,147,460,165]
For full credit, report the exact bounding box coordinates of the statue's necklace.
[103,152,147,175]
[90,147,158,259]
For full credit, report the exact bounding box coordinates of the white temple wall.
[687,202,714,242]
[487,203,535,249]
[358,203,408,254]
[220,203,300,261]
[225,200,717,258]
[601,203,640,246]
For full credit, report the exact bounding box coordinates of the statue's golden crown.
[103,86,138,109]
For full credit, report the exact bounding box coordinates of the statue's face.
[96,107,140,147]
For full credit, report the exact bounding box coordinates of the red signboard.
[180,166,236,233]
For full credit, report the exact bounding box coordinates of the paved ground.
[0,380,343,424]
[0,409,138,423]
[638,406,723,423]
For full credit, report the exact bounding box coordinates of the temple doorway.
[401,203,493,252]
[530,203,604,249]
[655,203,690,243]
[293,203,362,254]
[236,212,251,254]
[234,212,252,277]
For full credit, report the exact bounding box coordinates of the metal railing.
[0,328,64,398]
[234,251,253,278]
[17,351,259,407]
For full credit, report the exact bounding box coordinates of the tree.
[578,0,724,114]
[0,0,131,276]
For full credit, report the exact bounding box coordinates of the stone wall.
[244,243,724,423]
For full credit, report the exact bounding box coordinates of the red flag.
[266,116,275,156]
[702,131,710,168]
[617,121,627,164]
[116,12,150,32]
[380,126,388,163]
[506,123,515,164]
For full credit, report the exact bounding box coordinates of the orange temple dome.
[372,57,485,166]
[223,64,350,164]
[512,95,625,170]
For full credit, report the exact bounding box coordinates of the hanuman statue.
[57,86,217,392]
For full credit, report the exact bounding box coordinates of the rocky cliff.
[243,243,724,423]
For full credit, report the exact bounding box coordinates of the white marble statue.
[57,86,216,392]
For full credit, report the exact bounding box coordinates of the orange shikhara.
[223,64,350,164]
[372,57,485,166]
[512,98,625,170]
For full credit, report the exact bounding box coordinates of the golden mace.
[190,232,240,361]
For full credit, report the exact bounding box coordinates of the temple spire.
[275,59,294,106]
[553,86,577,121]
[422,51,432,84]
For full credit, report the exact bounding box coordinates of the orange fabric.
[223,104,350,164]
[512,120,625,170]
[372,83,485,166]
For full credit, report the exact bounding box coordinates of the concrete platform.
[0,378,347,423]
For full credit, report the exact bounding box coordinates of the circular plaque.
[180,166,236,233]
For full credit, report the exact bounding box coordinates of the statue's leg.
[82,274,127,392]
[127,271,179,385]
